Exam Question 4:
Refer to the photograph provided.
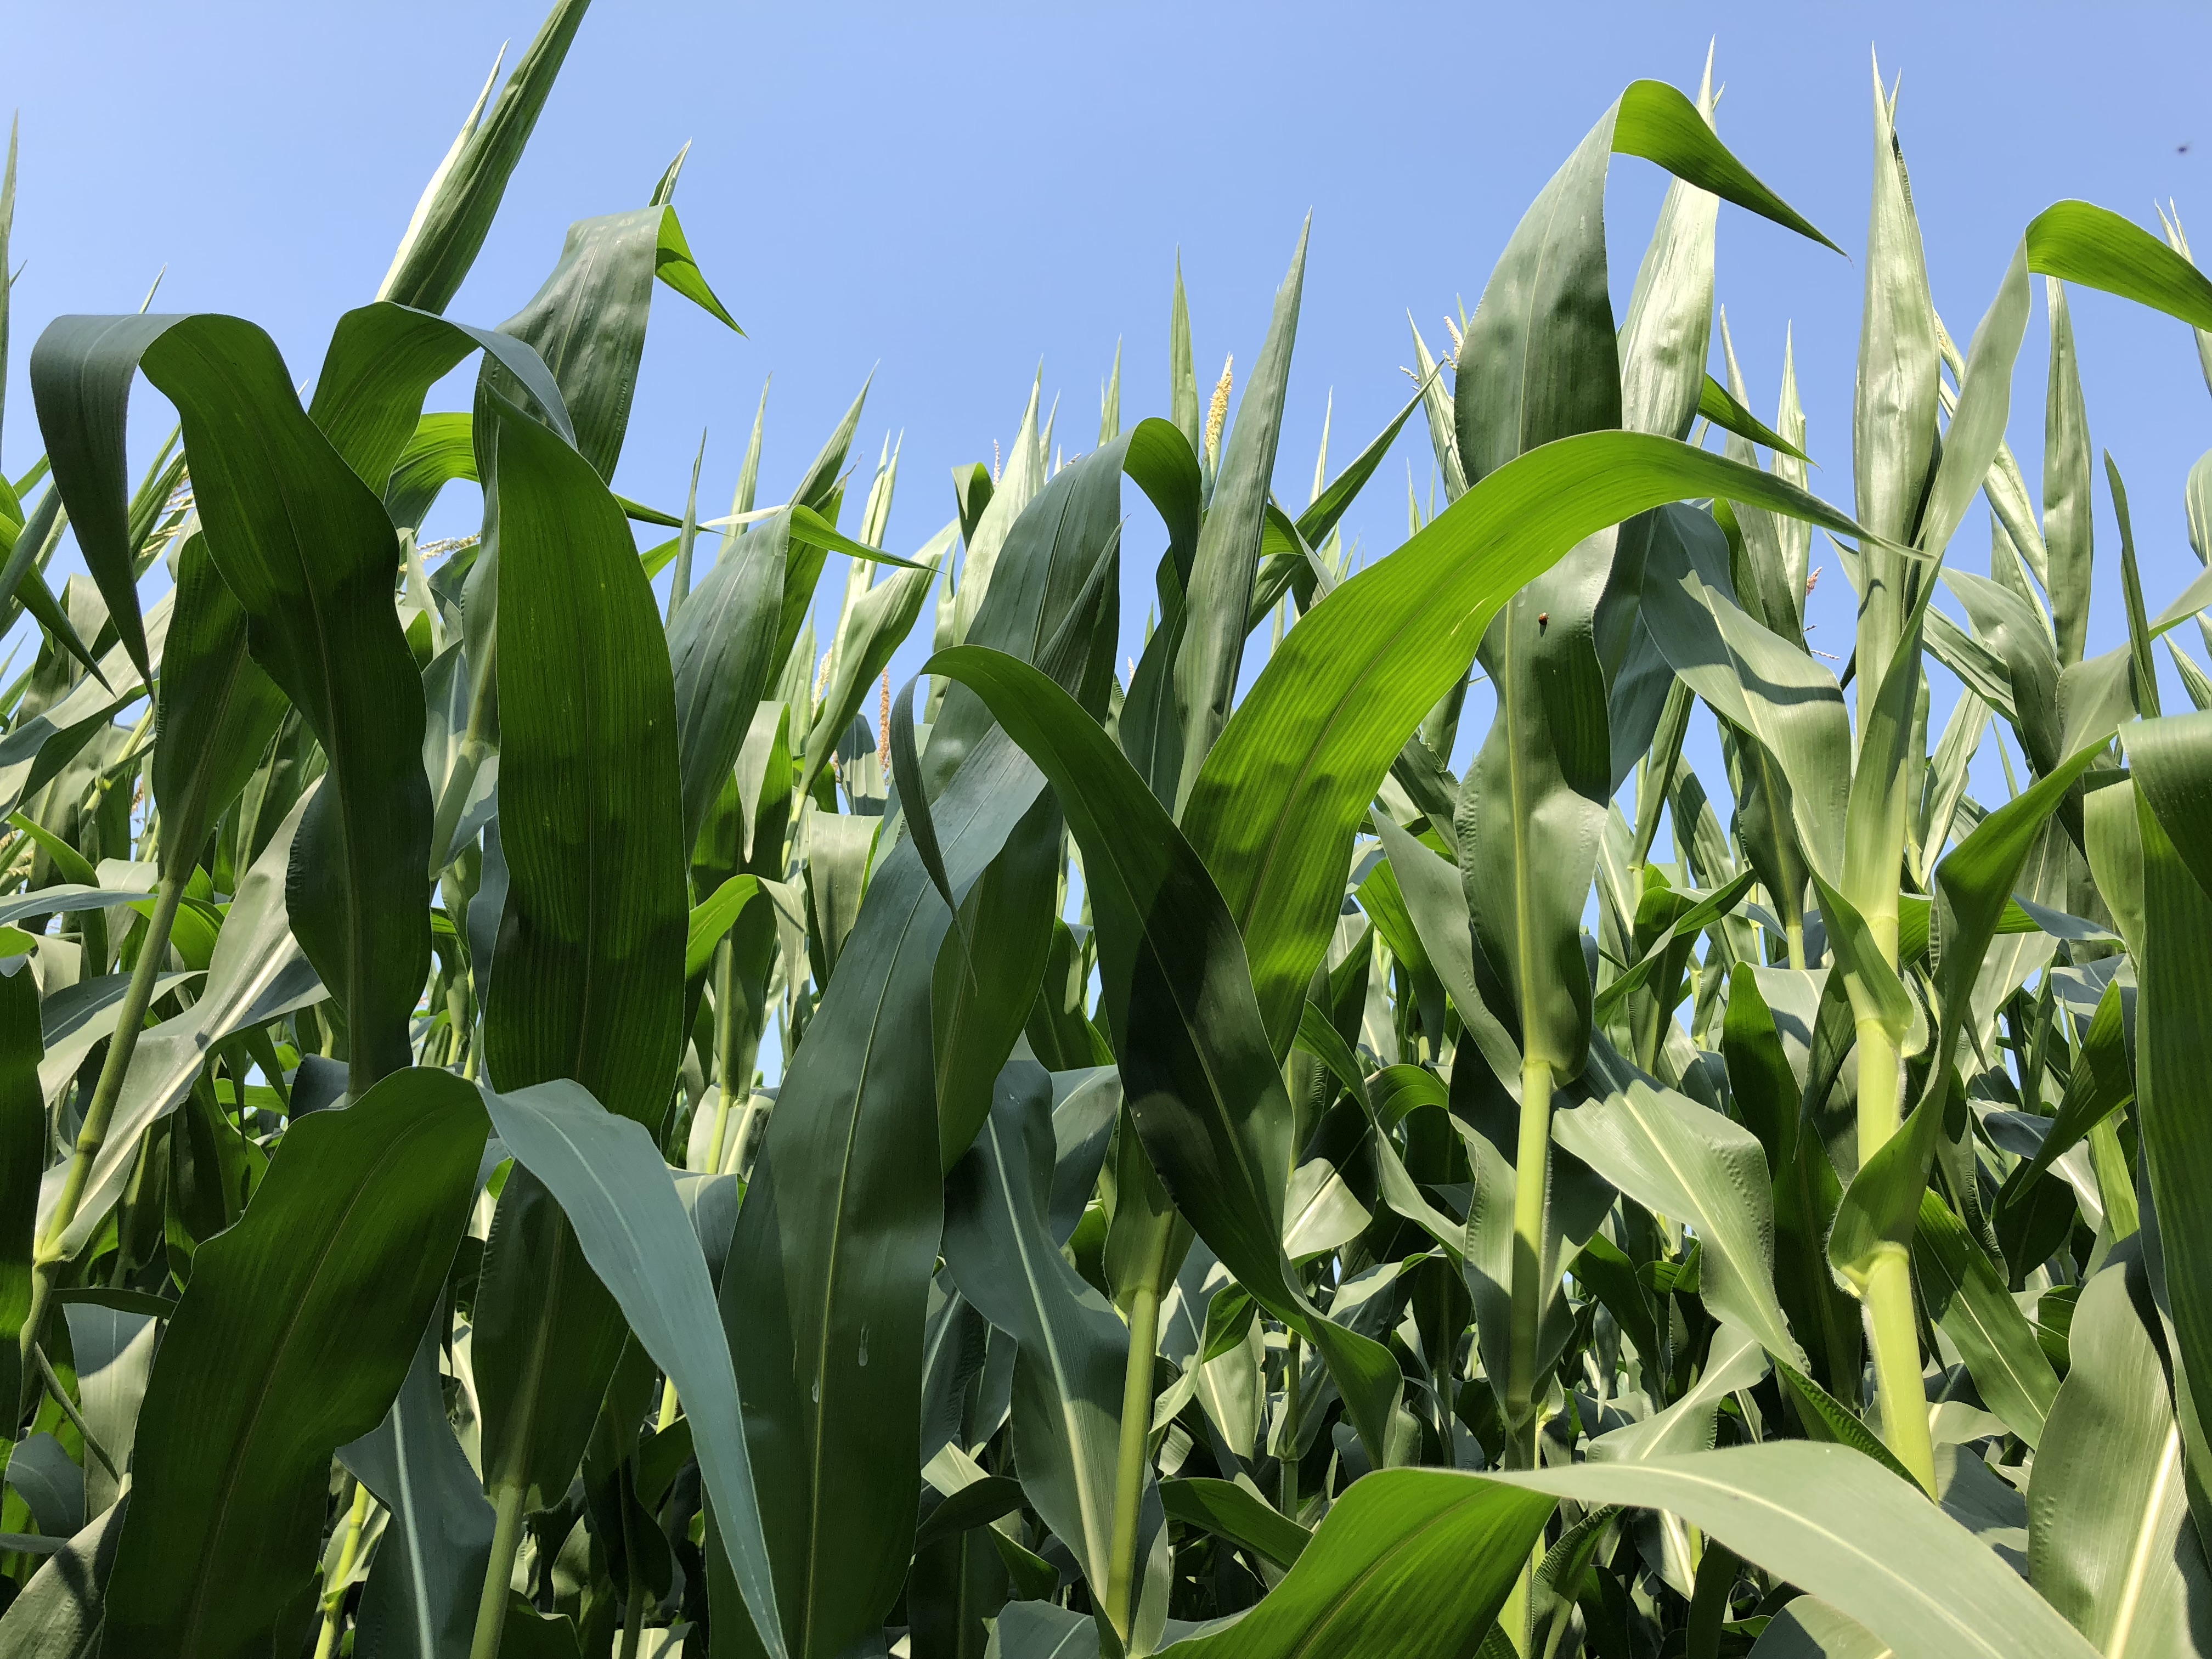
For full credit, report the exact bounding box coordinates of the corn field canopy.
[6,9,2212,1659]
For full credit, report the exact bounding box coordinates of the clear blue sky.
[7,1,2211,788]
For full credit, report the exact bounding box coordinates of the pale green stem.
[1501,1538,1541,1657]
[21,872,185,1409]
[1504,1046,1556,1659]
[32,1344,117,1481]
[1854,1022,1937,1493]
[1784,918,1807,973]
[1104,1230,1171,1644]
[1279,1329,1302,1517]
[314,1476,374,1659]
[2088,1115,2140,1240]
[1505,1057,1556,1469]
[469,1481,529,1659]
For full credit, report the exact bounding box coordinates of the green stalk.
[313,1476,374,1659]
[469,1481,529,1659]
[1853,1022,1937,1493]
[617,1462,646,1659]
[703,936,738,1172]
[1104,1226,1171,1644]
[1279,1328,1302,1516]
[470,1236,562,1659]
[429,641,498,881]
[1504,1057,1556,1469]
[19,871,185,1407]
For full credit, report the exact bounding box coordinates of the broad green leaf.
[377,0,591,314]
[950,375,1044,650]
[2025,196,2212,332]
[1493,1444,2103,1659]
[1610,80,1840,251]
[1695,373,1809,459]
[1158,1479,1310,1570]
[484,206,731,482]
[1454,108,1620,487]
[1593,868,1756,1020]
[797,531,945,800]
[1948,570,2061,775]
[0,484,106,687]
[669,508,786,854]
[0,959,38,1418]
[1829,729,2116,1292]
[1611,56,1720,444]
[1172,222,1307,808]
[1453,531,1611,1084]
[1463,74,1837,484]
[1725,966,1863,1396]
[2128,713,2212,1520]
[1853,65,1939,556]
[1552,1079,1807,1368]
[1640,504,1848,889]
[1182,430,1872,1057]
[483,1079,785,1659]
[1914,242,2033,560]
[2029,1253,2212,1656]
[472,1164,625,1513]
[0,1497,127,1658]
[38,314,441,1081]
[0,616,156,823]
[339,1319,494,1659]
[53,791,322,1257]
[103,1069,486,1659]
[930,791,1059,1170]
[308,300,571,493]
[716,442,1123,1656]
[719,733,1046,1658]
[471,394,687,1549]
[1152,1469,1550,1659]
[941,1062,1135,1606]
[1586,1322,1770,1463]
[150,533,286,881]
[1367,812,1522,1093]
[685,873,763,981]
[925,644,1403,1462]
[1912,1190,2061,1447]
[2012,974,2133,1192]
[482,394,686,1128]
[1747,1598,1895,1659]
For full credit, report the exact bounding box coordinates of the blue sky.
[7,1,2212,798]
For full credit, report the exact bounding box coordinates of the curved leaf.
[925,644,1402,1461]
[484,1079,786,1659]
[1181,430,1872,1056]
[103,1069,486,1658]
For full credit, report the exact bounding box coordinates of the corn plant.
[1,8,2210,1659]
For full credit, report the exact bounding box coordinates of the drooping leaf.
[484,1080,786,1659]
[926,644,1403,1461]
[1553,1080,1807,1368]
[941,1062,1133,1605]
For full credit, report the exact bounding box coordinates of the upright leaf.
[377,0,594,314]
[1172,223,1307,808]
